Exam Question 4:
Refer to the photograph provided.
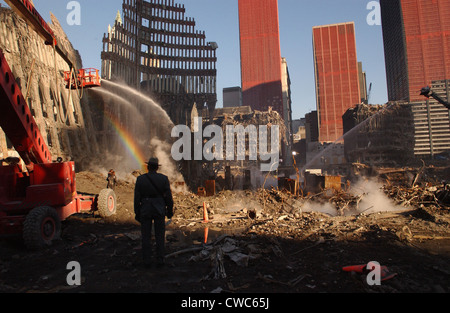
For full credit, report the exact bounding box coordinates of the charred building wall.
[343,103,415,166]
[0,8,99,169]
[101,0,218,127]
[208,106,287,190]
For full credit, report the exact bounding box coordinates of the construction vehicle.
[64,68,101,90]
[5,0,100,90]
[420,86,450,110]
[0,0,115,250]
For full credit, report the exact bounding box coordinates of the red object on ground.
[342,263,398,282]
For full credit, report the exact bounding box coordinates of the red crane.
[0,0,114,250]
[4,0,101,89]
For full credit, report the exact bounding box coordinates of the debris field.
[0,168,449,293]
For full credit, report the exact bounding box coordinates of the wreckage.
[178,106,289,192]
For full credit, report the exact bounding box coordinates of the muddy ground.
[0,170,449,296]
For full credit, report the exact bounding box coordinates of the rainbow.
[104,111,147,170]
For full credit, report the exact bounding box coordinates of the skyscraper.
[381,0,450,102]
[238,0,283,114]
[312,22,361,143]
[381,0,450,156]
[238,0,293,166]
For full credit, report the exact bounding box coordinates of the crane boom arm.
[0,49,52,167]
[420,86,450,110]
[4,0,77,70]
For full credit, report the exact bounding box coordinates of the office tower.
[381,0,450,156]
[223,87,242,108]
[312,22,361,143]
[238,0,283,114]
[238,0,293,165]
[381,0,450,102]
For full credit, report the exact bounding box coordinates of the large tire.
[23,206,61,250]
[97,189,117,218]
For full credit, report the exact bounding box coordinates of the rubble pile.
[383,183,450,208]
[165,178,450,247]
[1,169,448,293]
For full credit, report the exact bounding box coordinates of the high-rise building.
[358,62,368,104]
[238,0,293,166]
[305,111,319,143]
[381,0,450,103]
[312,22,361,143]
[381,0,450,156]
[238,0,283,114]
[223,87,242,108]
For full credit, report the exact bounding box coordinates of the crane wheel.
[23,206,61,250]
[97,189,117,218]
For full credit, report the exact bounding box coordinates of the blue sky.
[0,0,387,120]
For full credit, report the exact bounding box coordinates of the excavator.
[0,0,115,250]
[420,86,450,110]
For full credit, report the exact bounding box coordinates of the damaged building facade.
[101,0,218,127]
[197,106,288,192]
[99,0,289,192]
[0,7,99,169]
[343,102,415,167]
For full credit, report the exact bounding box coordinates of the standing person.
[106,169,117,190]
[134,158,174,268]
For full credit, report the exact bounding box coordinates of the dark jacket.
[134,171,174,221]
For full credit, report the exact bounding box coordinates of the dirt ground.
[0,169,449,295]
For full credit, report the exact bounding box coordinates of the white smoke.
[349,178,405,215]
[83,80,188,192]
[302,200,338,216]
[149,137,188,194]
[299,177,406,217]
[85,154,138,184]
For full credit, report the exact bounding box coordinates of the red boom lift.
[0,0,115,249]
[64,68,101,90]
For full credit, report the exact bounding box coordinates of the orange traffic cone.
[204,227,209,244]
[202,202,209,223]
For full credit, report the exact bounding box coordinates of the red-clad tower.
[381,0,450,156]
[313,22,361,143]
[381,0,450,102]
[238,0,283,114]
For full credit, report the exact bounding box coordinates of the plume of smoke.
[149,138,188,194]
[81,80,189,192]
[299,177,406,217]
[349,178,405,215]
[302,200,338,217]
[85,154,139,184]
